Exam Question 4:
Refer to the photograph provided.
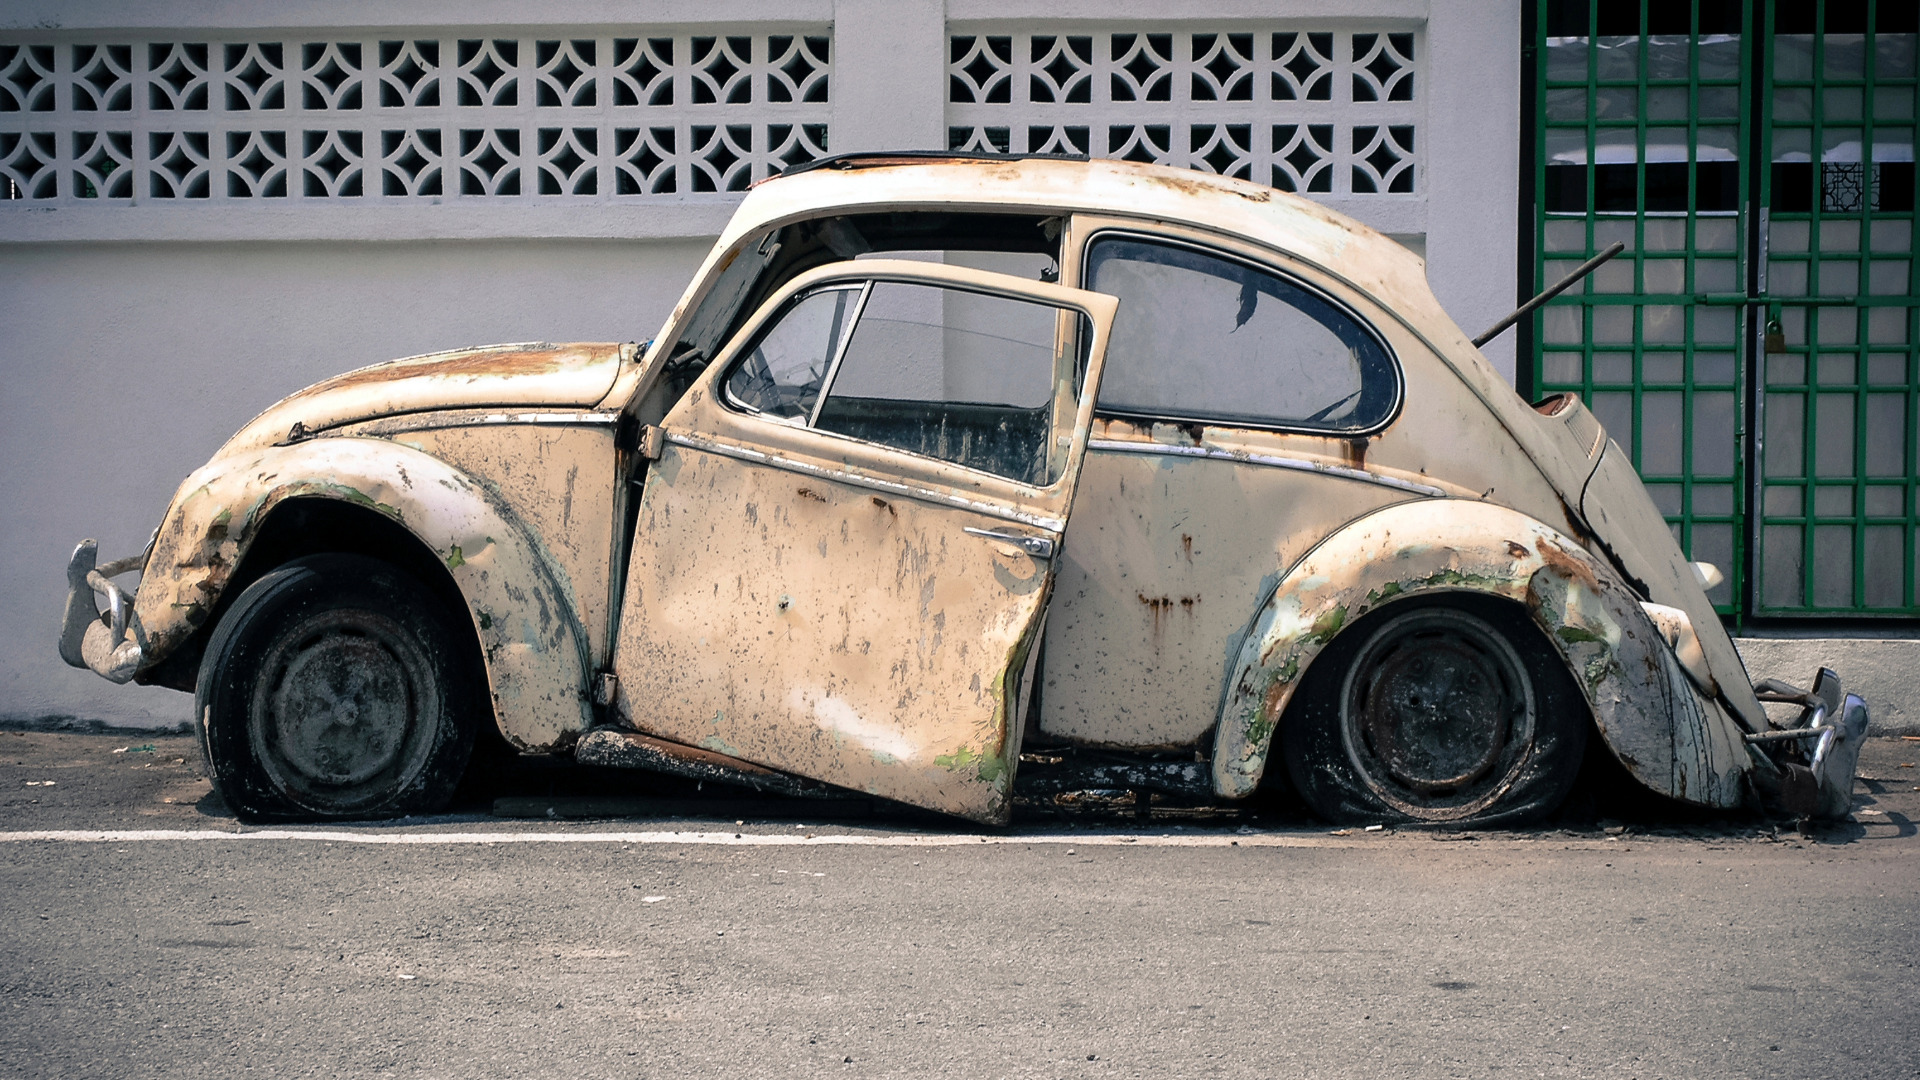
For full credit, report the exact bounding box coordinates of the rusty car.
[61,154,1868,826]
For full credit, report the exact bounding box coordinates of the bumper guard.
[1748,667,1870,821]
[58,539,148,684]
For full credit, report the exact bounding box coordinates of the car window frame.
[720,281,871,427]
[714,269,1098,491]
[1077,228,1405,437]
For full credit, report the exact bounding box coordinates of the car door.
[611,259,1117,824]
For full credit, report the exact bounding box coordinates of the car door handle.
[964,527,1055,559]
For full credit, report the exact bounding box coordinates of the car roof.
[722,155,1430,306]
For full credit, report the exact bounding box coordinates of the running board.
[573,728,844,801]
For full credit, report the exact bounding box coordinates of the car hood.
[218,342,628,455]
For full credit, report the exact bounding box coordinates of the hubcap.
[249,609,440,814]
[1339,606,1535,817]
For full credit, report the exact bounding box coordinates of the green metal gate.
[1531,0,1920,621]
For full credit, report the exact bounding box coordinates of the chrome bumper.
[58,539,147,684]
[1748,667,1870,821]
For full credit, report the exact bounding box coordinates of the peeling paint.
[126,437,596,751]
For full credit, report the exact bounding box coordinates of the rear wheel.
[1279,596,1586,826]
[196,554,479,822]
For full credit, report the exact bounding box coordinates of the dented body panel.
[136,436,596,750]
[612,259,1117,824]
[343,413,623,662]
[224,342,626,454]
[1211,499,1750,809]
[1041,418,1420,749]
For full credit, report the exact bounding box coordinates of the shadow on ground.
[6,718,1914,842]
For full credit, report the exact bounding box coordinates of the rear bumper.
[1747,667,1870,821]
[58,539,147,684]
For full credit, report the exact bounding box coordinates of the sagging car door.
[611,260,1117,824]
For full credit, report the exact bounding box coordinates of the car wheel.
[196,554,479,822]
[1278,596,1587,826]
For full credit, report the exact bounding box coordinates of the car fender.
[1209,500,1750,809]
[136,436,594,751]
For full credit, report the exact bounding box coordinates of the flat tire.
[1279,596,1586,826]
[196,554,478,822]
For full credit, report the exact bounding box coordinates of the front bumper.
[1747,667,1870,821]
[59,539,147,684]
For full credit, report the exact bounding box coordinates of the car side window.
[1084,236,1399,432]
[724,279,1082,486]
[725,286,861,420]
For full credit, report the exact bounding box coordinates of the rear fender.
[1209,500,1750,808]
[137,437,593,751]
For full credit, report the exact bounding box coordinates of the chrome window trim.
[664,430,1068,532]
[1086,437,1446,497]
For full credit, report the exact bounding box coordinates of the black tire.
[1278,594,1587,826]
[196,554,480,822]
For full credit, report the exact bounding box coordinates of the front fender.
[1209,500,1750,809]
[137,436,594,750]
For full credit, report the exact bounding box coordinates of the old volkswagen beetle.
[60,154,1867,826]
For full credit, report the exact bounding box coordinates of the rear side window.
[1084,236,1399,432]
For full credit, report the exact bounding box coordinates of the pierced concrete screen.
[946,29,1420,196]
[0,32,830,204]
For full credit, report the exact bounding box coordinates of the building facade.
[3,0,1913,731]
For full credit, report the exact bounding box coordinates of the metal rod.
[1471,241,1626,348]
[1743,726,1832,744]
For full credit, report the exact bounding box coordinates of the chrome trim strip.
[1087,438,1447,497]
[666,431,1066,532]
[471,411,619,425]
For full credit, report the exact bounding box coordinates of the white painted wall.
[0,238,708,726]
[1,0,1528,728]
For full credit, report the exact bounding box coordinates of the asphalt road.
[3,728,1918,1080]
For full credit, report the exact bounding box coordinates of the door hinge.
[639,424,667,461]
[593,671,619,706]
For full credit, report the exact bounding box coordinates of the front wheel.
[1278,596,1587,826]
[196,554,479,822]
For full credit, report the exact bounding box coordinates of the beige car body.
[64,156,1823,824]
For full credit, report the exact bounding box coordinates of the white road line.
[0,828,1336,848]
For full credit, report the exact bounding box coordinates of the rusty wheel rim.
[248,608,441,815]
[1338,606,1535,819]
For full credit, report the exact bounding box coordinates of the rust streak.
[308,345,616,394]
[1535,535,1602,592]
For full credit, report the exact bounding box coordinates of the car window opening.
[1083,234,1401,434]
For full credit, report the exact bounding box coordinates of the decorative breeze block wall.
[0,31,832,203]
[947,27,1421,196]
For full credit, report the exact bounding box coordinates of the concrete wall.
[1,0,1533,729]
[0,238,708,727]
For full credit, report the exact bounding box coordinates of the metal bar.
[1693,293,1857,306]
[1743,726,1833,744]
[1473,241,1625,348]
[1086,438,1450,497]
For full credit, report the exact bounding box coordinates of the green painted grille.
[1531,0,1920,619]
[1756,0,1918,614]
